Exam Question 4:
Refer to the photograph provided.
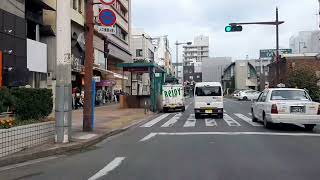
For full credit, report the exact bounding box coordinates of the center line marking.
[88,157,126,180]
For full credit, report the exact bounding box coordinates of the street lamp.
[298,42,307,53]
[175,41,192,81]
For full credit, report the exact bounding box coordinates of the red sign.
[100,0,116,5]
[99,9,116,26]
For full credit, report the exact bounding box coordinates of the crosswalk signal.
[225,25,243,32]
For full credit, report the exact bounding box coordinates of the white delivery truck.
[162,84,185,112]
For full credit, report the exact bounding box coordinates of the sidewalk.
[0,104,155,167]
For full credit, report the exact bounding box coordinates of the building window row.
[114,24,128,42]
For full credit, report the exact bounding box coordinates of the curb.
[0,113,157,167]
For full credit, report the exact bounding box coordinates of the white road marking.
[140,132,320,142]
[141,114,170,127]
[183,114,196,127]
[234,113,263,126]
[161,113,182,127]
[88,157,126,180]
[74,134,97,140]
[205,119,217,127]
[140,133,157,142]
[248,113,252,116]
[0,156,63,172]
[223,114,241,126]
[185,104,190,110]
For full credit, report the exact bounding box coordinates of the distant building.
[268,53,320,87]
[183,35,209,83]
[131,29,155,62]
[222,60,258,92]
[202,57,232,82]
[152,36,173,75]
[289,31,320,54]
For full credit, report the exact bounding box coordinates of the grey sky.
[132,0,319,61]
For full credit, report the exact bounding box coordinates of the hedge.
[0,88,53,121]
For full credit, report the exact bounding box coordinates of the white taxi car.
[251,88,320,131]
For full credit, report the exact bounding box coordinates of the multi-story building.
[152,35,173,75]
[183,35,209,83]
[202,57,232,82]
[222,60,258,93]
[289,31,320,54]
[131,28,155,62]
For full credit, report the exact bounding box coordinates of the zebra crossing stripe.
[141,114,170,127]
[234,113,263,126]
[183,114,196,127]
[161,113,182,127]
[248,113,252,116]
[223,114,241,126]
[205,119,217,127]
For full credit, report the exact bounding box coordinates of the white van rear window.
[195,86,222,96]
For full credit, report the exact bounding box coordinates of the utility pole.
[83,0,94,132]
[55,0,72,143]
[175,41,179,79]
[275,7,280,83]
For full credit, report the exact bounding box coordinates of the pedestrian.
[114,90,118,103]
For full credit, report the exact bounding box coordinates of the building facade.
[268,53,320,88]
[222,60,258,93]
[183,35,209,83]
[289,31,320,54]
[131,28,155,62]
[202,57,232,82]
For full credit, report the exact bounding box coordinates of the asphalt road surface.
[2,98,320,180]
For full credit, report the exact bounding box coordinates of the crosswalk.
[141,112,264,128]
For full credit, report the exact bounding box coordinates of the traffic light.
[225,25,243,32]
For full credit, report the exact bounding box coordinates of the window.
[78,0,82,13]
[259,90,269,102]
[189,76,193,80]
[197,75,200,78]
[136,49,143,57]
[73,0,77,10]
[270,90,311,101]
[195,86,222,96]
[115,25,128,42]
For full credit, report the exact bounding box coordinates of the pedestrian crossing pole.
[55,0,72,143]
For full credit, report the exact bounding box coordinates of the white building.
[289,31,320,54]
[131,28,155,62]
[202,57,232,82]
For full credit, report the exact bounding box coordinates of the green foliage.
[10,88,53,120]
[287,68,320,101]
[0,88,16,113]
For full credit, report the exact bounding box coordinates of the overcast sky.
[132,0,319,61]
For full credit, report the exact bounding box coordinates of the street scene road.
[2,97,320,180]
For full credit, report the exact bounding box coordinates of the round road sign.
[100,0,116,5]
[99,9,116,26]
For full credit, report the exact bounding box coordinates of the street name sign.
[99,9,116,26]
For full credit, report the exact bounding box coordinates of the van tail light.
[271,104,278,114]
[317,105,320,115]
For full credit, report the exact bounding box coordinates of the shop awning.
[117,62,166,73]
[93,67,128,80]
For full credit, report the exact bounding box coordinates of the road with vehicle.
[2,98,320,180]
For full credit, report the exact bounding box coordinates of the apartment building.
[183,35,209,83]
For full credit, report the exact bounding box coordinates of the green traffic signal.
[225,25,243,32]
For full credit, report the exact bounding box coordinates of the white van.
[194,82,223,119]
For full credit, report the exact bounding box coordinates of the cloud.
[132,0,319,60]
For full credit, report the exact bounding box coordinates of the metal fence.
[0,122,55,158]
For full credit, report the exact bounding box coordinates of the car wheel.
[181,106,186,112]
[263,113,273,129]
[304,124,315,131]
[243,96,248,101]
[195,113,201,119]
[251,109,258,122]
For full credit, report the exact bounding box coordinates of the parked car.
[232,90,242,98]
[238,90,261,101]
[251,88,320,131]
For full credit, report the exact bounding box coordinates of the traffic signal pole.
[227,7,284,86]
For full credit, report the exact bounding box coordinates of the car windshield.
[270,90,311,101]
[195,86,222,96]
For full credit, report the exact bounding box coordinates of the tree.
[287,68,320,101]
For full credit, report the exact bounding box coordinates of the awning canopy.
[117,62,166,73]
[93,67,128,80]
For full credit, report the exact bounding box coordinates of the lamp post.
[175,41,192,82]
[298,42,307,53]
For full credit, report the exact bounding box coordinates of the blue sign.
[99,9,116,26]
